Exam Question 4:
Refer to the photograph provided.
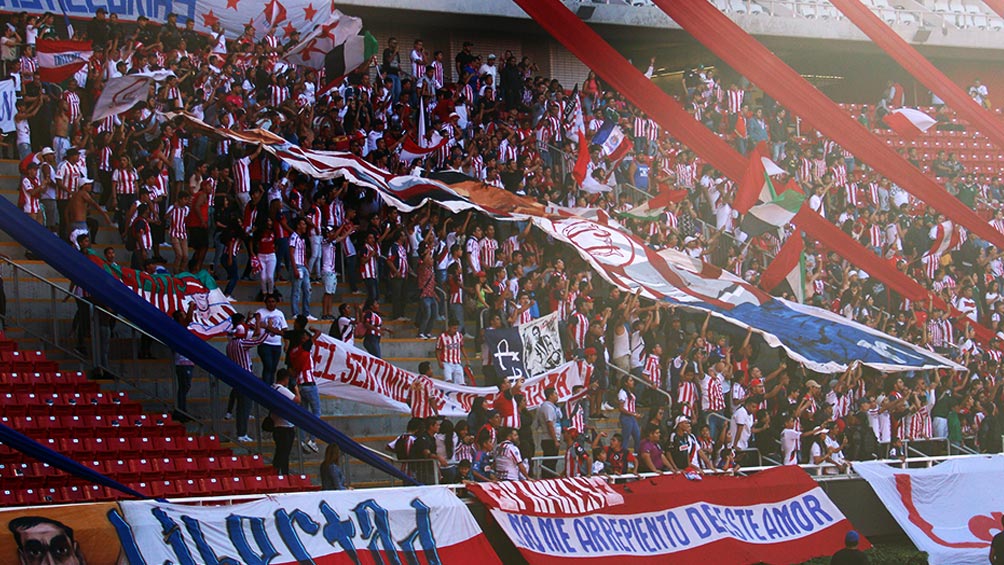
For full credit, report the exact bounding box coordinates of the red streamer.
[652,0,1004,251]
[984,0,1004,19]
[510,0,746,181]
[831,0,1004,152]
[517,0,993,341]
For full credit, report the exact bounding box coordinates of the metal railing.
[607,362,674,405]
[0,257,300,469]
[357,443,442,486]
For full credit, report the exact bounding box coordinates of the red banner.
[467,467,865,565]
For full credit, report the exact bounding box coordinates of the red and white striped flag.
[927,220,966,257]
[36,39,92,83]
[882,107,937,139]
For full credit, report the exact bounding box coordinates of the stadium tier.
[0,2,1001,562]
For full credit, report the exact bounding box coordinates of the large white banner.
[0,80,15,134]
[92,71,175,123]
[855,455,1004,565]
[312,334,590,417]
[112,487,498,564]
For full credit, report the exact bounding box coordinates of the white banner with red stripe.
[311,334,589,417]
[855,455,1004,565]
[0,487,501,564]
[467,467,862,565]
[36,39,92,83]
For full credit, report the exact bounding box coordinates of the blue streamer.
[0,421,147,499]
[0,197,417,485]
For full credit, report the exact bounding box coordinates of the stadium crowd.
[4,10,1003,483]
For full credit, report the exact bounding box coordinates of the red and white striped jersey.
[166,204,189,240]
[20,55,36,74]
[306,205,323,235]
[98,146,113,171]
[707,375,726,412]
[269,85,288,107]
[494,440,523,480]
[388,243,408,278]
[62,90,81,122]
[436,332,464,364]
[131,217,153,251]
[516,308,534,326]
[233,156,252,194]
[564,441,587,478]
[618,388,636,414]
[677,381,698,419]
[56,160,83,200]
[431,60,444,85]
[726,88,744,115]
[360,243,379,278]
[449,273,464,304]
[633,117,660,142]
[19,175,40,214]
[798,158,813,182]
[830,163,848,187]
[226,325,268,371]
[289,232,307,266]
[643,353,662,388]
[363,310,382,336]
[868,224,884,249]
[112,168,138,195]
[812,158,827,180]
[480,237,499,268]
[569,311,589,350]
[409,375,440,419]
[675,162,697,188]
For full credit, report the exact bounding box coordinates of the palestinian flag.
[735,142,787,214]
[760,235,806,303]
[617,189,688,221]
[740,188,806,237]
[87,254,235,339]
[324,31,379,83]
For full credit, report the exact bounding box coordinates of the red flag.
[760,234,804,294]
[882,108,937,139]
[735,142,775,214]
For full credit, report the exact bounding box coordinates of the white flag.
[0,80,16,133]
[91,71,173,123]
[283,10,363,69]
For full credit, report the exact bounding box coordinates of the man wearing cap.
[669,416,713,473]
[55,147,83,237]
[830,530,869,564]
[18,160,45,225]
[479,53,499,90]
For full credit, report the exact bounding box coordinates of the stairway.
[0,158,484,488]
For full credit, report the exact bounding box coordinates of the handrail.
[358,443,441,485]
[0,257,249,448]
[606,361,674,405]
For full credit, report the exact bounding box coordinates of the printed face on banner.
[0,505,123,565]
[521,313,565,376]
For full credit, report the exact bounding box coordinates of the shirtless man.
[52,100,70,164]
[65,178,112,245]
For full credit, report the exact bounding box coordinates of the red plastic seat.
[59,486,90,503]
[266,475,291,491]
[199,477,225,494]
[0,489,19,506]
[245,475,269,493]
[125,459,157,482]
